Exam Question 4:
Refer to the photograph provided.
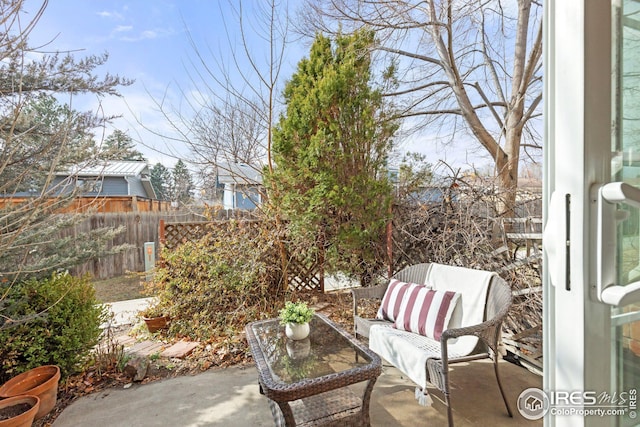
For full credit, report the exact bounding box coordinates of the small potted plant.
[140,304,169,333]
[279,301,314,340]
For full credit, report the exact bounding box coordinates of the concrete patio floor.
[53,358,541,426]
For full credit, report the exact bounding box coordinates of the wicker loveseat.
[352,263,513,427]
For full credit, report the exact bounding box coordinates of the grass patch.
[92,275,150,303]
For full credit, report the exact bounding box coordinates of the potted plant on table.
[279,301,314,341]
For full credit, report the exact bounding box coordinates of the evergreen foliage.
[266,30,398,283]
[100,130,145,161]
[171,160,194,203]
[0,272,106,381]
[0,1,131,323]
[150,162,172,201]
[0,94,99,194]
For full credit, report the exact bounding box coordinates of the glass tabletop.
[249,315,374,385]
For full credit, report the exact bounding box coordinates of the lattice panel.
[161,220,323,292]
[287,255,322,292]
[162,222,216,250]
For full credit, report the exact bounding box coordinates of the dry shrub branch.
[392,172,542,357]
[152,220,286,344]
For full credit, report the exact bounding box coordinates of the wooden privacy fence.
[160,220,325,292]
[65,211,203,279]
[1,196,173,213]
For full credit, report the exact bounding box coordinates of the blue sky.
[27,0,305,167]
[25,0,491,174]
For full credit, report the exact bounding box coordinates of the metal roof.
[60,160,151,177]
[217,162,263,185]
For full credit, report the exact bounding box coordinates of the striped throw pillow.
[393,285,460,341]
[376,279,415,322]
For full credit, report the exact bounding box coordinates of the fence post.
[159,219,165,247]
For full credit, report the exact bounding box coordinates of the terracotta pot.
[0,395,39,427]
[0,365,60,420]
[143,315,170,333]
[630,321,640,356]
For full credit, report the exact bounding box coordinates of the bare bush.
[391,170,542,364]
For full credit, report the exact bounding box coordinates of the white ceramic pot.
[285,322,310,340]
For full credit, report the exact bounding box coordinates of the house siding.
[49,176,136,197]
[126,177,147,198]
[223,183,261,210]
[100,177,128,195]
[236,186,260,210]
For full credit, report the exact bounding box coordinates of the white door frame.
[544,1,613,426]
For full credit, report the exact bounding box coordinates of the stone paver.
[126,340,165,357]
[114,334,136,347]
[160,340,199,358]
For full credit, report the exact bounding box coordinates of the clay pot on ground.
[142,315,170,333]
[0,395,40,427]
[0,365,60,420]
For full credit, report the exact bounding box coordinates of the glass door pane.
[612,1,640,425]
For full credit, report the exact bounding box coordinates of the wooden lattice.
[161,222,216,250]
[160,220,324,292]
[287,255,322,292]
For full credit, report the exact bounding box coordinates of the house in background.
[0,160,170,213]
[55,160,157,199]
[216,162,263,210]
[51,160,169,212]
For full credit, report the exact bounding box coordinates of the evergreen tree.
[0,1,132,288]
[150,163,172,201]
[101,130,145,161]
[0,93,98,194]
[171,160,193,204]
[267,30,398,283]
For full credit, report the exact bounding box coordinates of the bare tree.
[300,0,543,215]
[143,0,293,283]
[190,96,266,168]
[0,0,132,327]
[145,0,290,196]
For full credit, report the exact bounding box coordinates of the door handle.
[593,182,640,306]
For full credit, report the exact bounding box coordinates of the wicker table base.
[268,387,365,427]
[246,314,381,427]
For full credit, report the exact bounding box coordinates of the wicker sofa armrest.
[440,308,508,361]
[351,284,388,317]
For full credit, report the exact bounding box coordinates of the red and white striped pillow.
[393,284,460,341]
[376,279,414,322]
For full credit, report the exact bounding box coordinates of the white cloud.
[97,10,124,20]
[119,28,175,42]
[113,25,133,33]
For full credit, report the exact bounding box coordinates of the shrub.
[153,221,285,342]
[0,272,106,382]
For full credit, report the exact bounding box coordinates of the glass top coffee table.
[245,313,382,426]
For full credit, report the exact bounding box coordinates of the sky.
[26,0,306,169]
[24,0,494,175]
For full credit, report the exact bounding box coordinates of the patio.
[52,358,541,426]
